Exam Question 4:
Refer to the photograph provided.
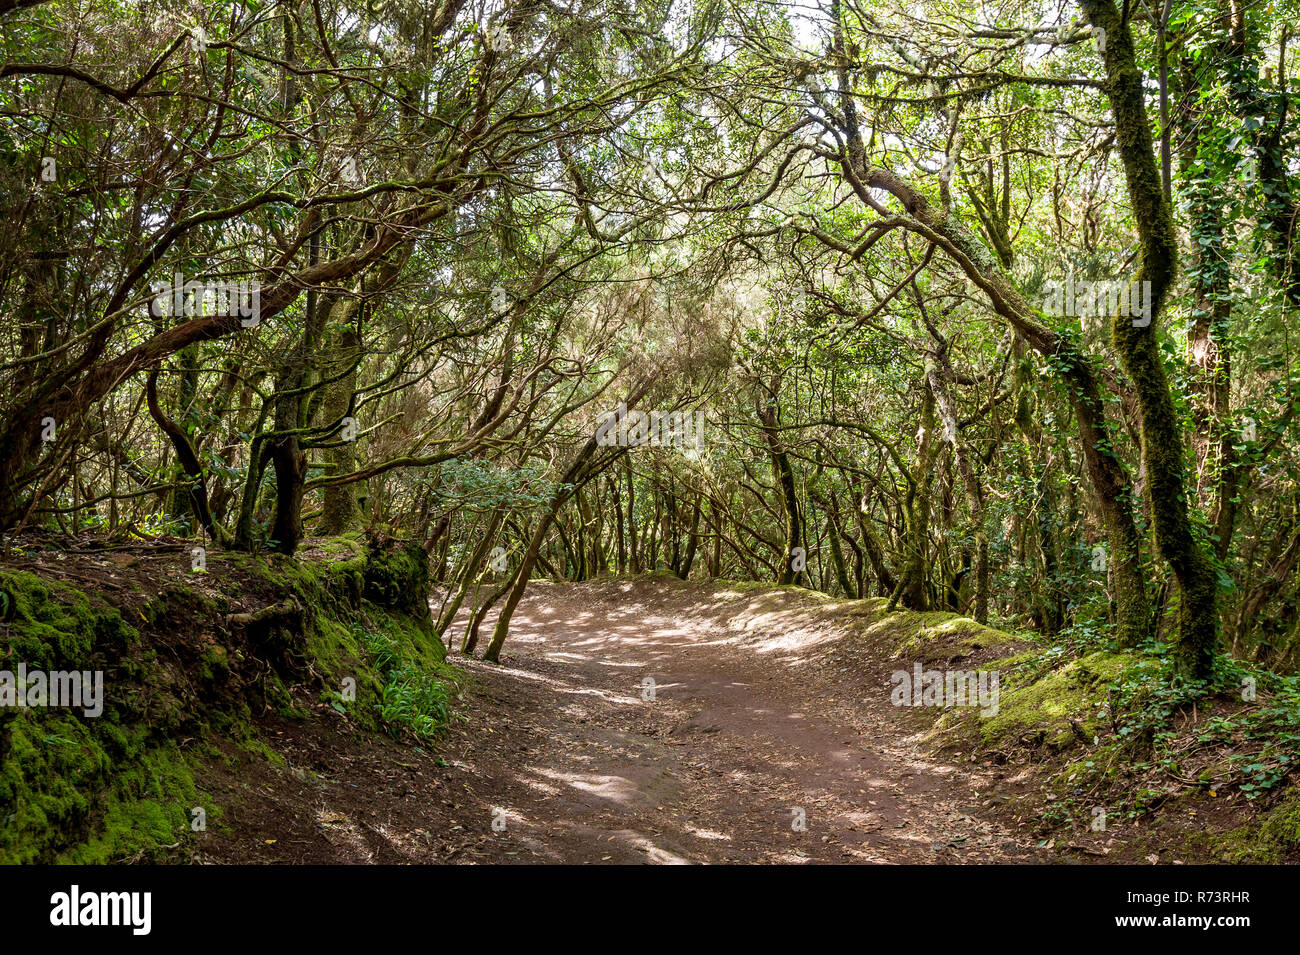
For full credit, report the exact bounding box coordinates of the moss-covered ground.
[0,534,456,863]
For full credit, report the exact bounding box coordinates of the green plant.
[354,624,460,741]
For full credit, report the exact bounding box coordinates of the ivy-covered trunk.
[318,323,362,536]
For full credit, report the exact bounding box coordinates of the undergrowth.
[353,624,463,741]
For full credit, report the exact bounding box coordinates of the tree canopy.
[3,0,1299,681]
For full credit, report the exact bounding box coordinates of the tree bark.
[1084,0,1220,678]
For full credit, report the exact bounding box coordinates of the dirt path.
[198,577,1045,864]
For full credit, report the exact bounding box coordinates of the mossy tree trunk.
[889,389,939,612]
[1175,27,1238,563]
[1084,0,1220,679]
[812,486,856,598]
[1012,347,1065,634]
[318,321,362,536]
[678,499,701,580]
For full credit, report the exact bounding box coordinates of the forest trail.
[200,577,1047,864]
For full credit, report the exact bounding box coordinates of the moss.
[0,570,208,863]
[979,650,1040,671]
[936,651,1134,751]
[0,698,203,864]
[235,734,285,767]
[199,645,231,684]
[57,743,207,864]
[1205,792,1300,863]
[1,536,455,862]
[367,606,446,667]
[362,540,431,620]
[0,569,134,666]
[828,596,1025,660]
[317,536,368,608]
[894,613,1002,659]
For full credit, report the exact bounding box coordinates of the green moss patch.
[0,569,201,863]
[933,651,1135,752]
[1209,792,1300,863]
[0,535,457,863]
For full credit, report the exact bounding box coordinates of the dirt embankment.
[0,533,436,863]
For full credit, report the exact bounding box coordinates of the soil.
[192,577,1056,864]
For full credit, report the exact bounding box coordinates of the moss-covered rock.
[363,539,431,621]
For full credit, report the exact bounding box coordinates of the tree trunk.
[1085,0,1219,678]
[756,378,803,585]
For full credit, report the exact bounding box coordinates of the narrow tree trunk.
[756,379,803,585]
